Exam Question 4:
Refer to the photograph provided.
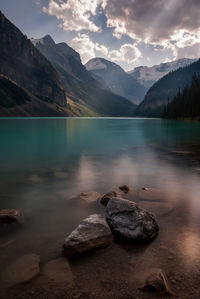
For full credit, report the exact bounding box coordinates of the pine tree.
[162,72,200,119]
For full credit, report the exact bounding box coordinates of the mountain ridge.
[85,57,147,105]
[0,11,136,117]
[128,58,197,89]
[136,58,200,117]
[31,36,136,116]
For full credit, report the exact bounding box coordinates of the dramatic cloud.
[108,44,142,63]
[70,34,108,64]
[43,0,104,32]
[43,0,200,66]
[104,0,200,44]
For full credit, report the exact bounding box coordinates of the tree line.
[162,73,200,119]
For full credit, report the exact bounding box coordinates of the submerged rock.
[100,191,117,206]
[42,258,73,287]
[63,214,113,256]
[141,268,170,293]
[119,185,129,193]
[0,209,23,224]
[106,197,159,242]
[1,254,40,286]
[76,191,101,203]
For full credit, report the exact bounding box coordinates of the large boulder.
[0,209,23,224]
[63,214,113,256]
[106,198,159,242]
[1,254,40,286]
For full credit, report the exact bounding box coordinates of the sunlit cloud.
[43,0,200,66]
[108,44,142,63]
[43,0,103,32]
[70,33,108,64]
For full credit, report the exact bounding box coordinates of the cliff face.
[31,36,136,116]
[0,11,66,107]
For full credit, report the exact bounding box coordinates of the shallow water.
[1,118,200,298]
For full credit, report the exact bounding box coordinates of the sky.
[1,0,200,71]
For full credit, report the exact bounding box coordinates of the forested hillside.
[163,73,200,119]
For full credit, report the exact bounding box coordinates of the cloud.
[173,43,200,60]
[43,0,103,32]
[44,0,200,63]
[70,34,108,64]
[103,0,200,60]
[108,44,142,63]
[103,0,200,45]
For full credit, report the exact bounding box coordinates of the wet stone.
[1,253,40,286]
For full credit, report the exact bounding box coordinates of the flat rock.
[42,258,73,286]
[106,197,159,242]
[63,214,113,256]
[0,209,23,224]
[1,253,40,286]
[77,191,101,203]
[141,268,170,293]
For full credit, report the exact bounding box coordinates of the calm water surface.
[1,118,200,298]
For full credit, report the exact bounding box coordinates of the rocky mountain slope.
[136,59,200,117]
[85,58,147,105]
[129,58,197,89]
[31,36,136,116]
[0,11,66,111]
[0,75,70,117]
[0,11,135,117]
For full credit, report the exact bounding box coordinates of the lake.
[1,117,200,298]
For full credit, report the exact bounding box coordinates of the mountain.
[128,58,197,89]
[0,11,69,117]
[0,75,69,116]
[163,73,200,119]
[85,58,147,105]
[136,59,200,117]
[31,36,136,116]
[0,11,135,117]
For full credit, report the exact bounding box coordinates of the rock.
[106,197,159,242]
[119,185,129,193]
[63,214,113,256]
[0,209,23,224]
[77,191,101,203]
[42,258,73,286]
[142,187,149,191]
[141,268,170,293]
[1,254,40,286]
[100,191,117,206]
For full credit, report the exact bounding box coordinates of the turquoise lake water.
[1,118,200,297]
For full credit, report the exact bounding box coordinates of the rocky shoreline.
[0,185,176,298]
